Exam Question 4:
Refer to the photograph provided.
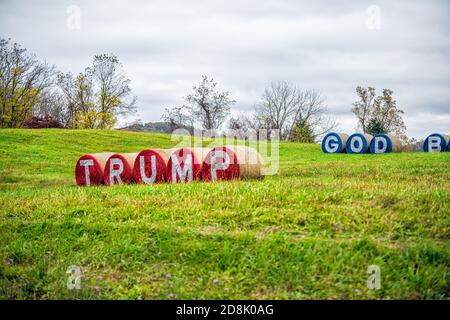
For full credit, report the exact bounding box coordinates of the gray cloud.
[0,0,449,138]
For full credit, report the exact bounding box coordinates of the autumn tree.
[57,54,136,129]
[351,86,406,137]
[0,38,55,128]
[90,54,137,129]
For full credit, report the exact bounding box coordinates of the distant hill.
[118,121,193,134]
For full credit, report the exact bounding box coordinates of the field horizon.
[0,129,448,299]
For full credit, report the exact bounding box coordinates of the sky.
[0,0,449,138]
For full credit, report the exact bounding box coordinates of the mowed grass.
[0,128,448,300]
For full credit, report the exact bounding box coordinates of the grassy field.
[0,128,448,300]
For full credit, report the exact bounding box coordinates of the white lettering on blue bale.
[373,136,388,153]
[428,136,442,152]
[79,159,94,186]
[324,135,339,153]
[350,136,363,153]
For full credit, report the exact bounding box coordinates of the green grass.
[0,128,448,299]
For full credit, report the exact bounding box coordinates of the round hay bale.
[423,133,450,152]
[166,147,209,183]
[321,132,349,153]
[133,149,170,184]
[346,133,373,154]
[104,153,139,186]
[201,145,264,181]
[75,152,113,186]
[369,134,402,154]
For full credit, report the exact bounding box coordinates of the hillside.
[0,129,448,299]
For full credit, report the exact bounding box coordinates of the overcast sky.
[1,0,449,138]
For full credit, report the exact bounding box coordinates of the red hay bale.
[133,149,170,184]
[201,145,264,181]
[166,147,208,183]
[104,153,138,186]
[201,146,240,181]
[75,153,113,186]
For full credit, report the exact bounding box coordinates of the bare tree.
[0,38,55,127]
[254,81,336,142]
[228,113,255,139]
[185,75,234,130]
[287,90,337,142]
[33,89,69,125]
[161,106,194,133]
[57,54,137,129]
[57,71,96,128]
[254,81,298,139]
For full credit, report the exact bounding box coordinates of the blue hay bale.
[370,134,392,154]
[346,133,373,154]
[369,134,402,154]
[322,132,348,153]
[423,133,449,152]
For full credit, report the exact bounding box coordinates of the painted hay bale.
[369,134,402,154]
[133,149,171,184]
[166,147,210,183]
[201,145,264,181]
[423,133,450,152]
[346,133,373,154]
[104,153,139,186]
[322,132,349,153]
[75,152,114,186]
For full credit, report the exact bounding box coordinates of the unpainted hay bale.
[104,153,139,185]
[133,149,171,184]
[166,147,210,183]
[346,133,373,154]
[201,145,264,181]
[322,132,349,153]
[75,153,114,186]
[369,134,402,153]
[423,133,450,152]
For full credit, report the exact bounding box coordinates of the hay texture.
[201,145,264,181]
[423,133,450,152]
[75,153,114,186]
[133,149,171,184]
[166,147,210,183]
[321,132,349,153]
[346,133,373,154]
[104,153,139,185]
[369,134,402,154]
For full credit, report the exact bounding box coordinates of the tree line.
[0,38,136,129]
[1,37,406,142]
[162,76,406,142]
[161,76,338,143]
